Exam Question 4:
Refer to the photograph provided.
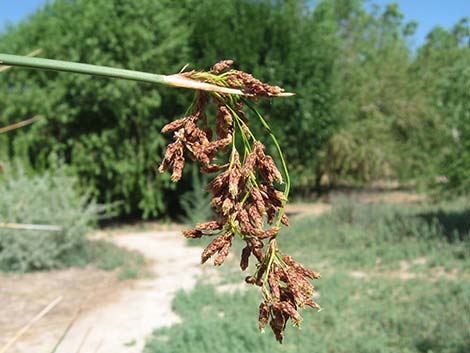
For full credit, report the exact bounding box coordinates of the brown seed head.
[228,160,242,198]
[250,187,266,215]
[252,247,264,262]
[268,272,281,300]
[261,227,280,239]
[261,155,283,183]
[245,276,256,284]
[273,301,303,327]
[237,207,251,227]
[267,207,276,225]
[207,170,229,196]
[281,214,289,227]
[196,221,222,231]
[211,60,234,74]
[200,163,228,173]
[214,236,233,266]
[240,244,251,270]
[242,151,257,177]
[305,298,321,311]
[201,235,227,264]
[226,70,283,97]
[248,204,263,228]
[258,301,270,332]
[161,117,188,134]
[253,141,266,159]
[221,198,234,215]
[216,105,232,138]
[269,307,287,343]
[183,229,203,238]
[283,255,321,279]
[171,155,185,182]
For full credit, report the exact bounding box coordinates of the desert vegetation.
[145,198,469,353]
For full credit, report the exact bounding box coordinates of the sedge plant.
[0,54,318,342]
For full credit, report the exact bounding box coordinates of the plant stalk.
[0,222,62,231]
[0,296,63,353]
[0,116,42,134]
[0,49,42,73]
[0,53,245,95]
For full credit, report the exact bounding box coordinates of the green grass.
[145,198,469,353]
[281,197,469,272]
[88,240,145,280]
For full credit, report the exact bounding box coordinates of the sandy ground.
[0,267,125,351]
[0,231,207,353]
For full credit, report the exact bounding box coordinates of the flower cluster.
[159,61,320,342]
[255,248,321,342]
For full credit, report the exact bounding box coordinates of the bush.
[88,240,145,280]
[284,198,469,269]
[0,163,98,272]
[145,279,469,353]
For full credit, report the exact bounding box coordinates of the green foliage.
[0,163,98,272]
[0,0,468,219]
[318,2,445,186]
[0,0,190,218]
[145,199,469,353]
[285,198,469,270]
[183,0,341,189]
[0,0,341,216]
[413,18,470,196]
[145,280,469,353]
[88,240,145,280]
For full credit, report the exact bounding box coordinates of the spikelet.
[159,61,320,343]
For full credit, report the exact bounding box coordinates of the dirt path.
[7,231,206,353]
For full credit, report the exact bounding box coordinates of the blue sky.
[1,0,469,46]
[0,0,48,29]
[370,0,469,47]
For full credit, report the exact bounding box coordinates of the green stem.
[275,252,288,270]
[243,99,291,226]
[260,240,278,300]
[263,241,276,283]
[233,115,252,151]
[0,53,165,83]
[185,92,199,116]
[0,53,245,95]
[229,129,237,169]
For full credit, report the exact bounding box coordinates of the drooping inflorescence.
[159,60,321,343]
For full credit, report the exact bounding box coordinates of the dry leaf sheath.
[159,60,320,343]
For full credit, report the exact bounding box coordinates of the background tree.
[0,0,468,218]
[414,18,470,196]
[0,0,191,217]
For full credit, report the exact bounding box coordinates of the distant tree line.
[0,0,468,217]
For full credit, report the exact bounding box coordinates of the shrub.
[145,279,469,353]
[88,240,145,280]
[0,163,98,272]
[280,198,469,270]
